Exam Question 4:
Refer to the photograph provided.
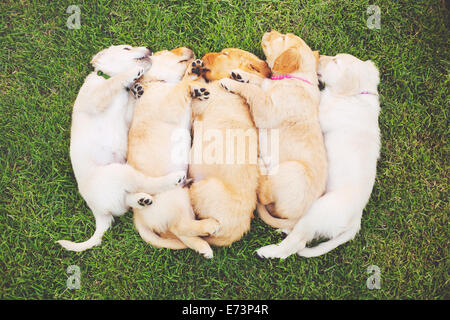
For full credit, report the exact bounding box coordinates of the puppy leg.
[84,66,146,113]
[268,161,314,220]
[257,175,275,205]
[173,217,220,237]
[117,163,187,194]
[177,235,214,259]
[219,78,277,125]
[230,69,264,86]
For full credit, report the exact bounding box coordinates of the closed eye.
[123,47,131,51]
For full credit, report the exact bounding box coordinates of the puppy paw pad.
[138,197,153,206]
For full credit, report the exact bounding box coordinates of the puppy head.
[318,53,379,96]
[201,48,271,81]
[147,46,195,82]
[261,30,319,75]
[90,45,152,76]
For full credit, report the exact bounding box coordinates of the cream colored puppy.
[128,47,220,258]
[187,49,272,246]
[220,31,327,232]
[257,53,380,259]
[58,45,185,252]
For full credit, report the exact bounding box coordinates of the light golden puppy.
[220,31,327,231]
[128,47,220,258]
[188,48,272,246]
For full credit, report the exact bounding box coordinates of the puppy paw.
[137,196,153,207]
[189,59,207,76]
[130,82,144,99]
[169,170,187,186]
[256,244,291,259]
[219,78,235,93]
[199,246,214,259]
[190,85,210,100]
[231,69,249,83]
[204,219,221,236]
[127,192,153,209]
[276,228,291,235]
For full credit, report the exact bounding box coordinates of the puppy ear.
[249,61,272,78]
[90,48,106,67]
[334,66,361,96]
[364,60,380,87]
[312,50,320,71]
[272,47,301,74]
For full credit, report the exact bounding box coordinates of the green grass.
[0,0,448,299]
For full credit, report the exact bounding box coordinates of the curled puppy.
[220,30,327,231]
[58,45,186,252]
[257,53,380,259]
[188,49,271,246]
[128,47,220,258]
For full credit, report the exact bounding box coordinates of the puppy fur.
[188,48,272,246]
[128,47,220,258]
[220,31,327,231]
[257,53,380,259]
[58,45,186,252]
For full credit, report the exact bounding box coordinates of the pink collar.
[360,91,378,96]
[270,75,313,85]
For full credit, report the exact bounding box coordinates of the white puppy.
[58,45,186,252]
[257,53,380,258]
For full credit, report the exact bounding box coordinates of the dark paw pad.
[220,82,234,93]
[131,83,144,99]
[138,198,153,206]
[231,71,248,83]
[191,59,206,76]
[191,87,210,100]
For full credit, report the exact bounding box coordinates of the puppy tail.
[134,211,187,250]
[57,213,114,252]
[257,203,296,229]
[298,223,360,258]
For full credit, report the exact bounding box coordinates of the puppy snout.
[146,46,153,55]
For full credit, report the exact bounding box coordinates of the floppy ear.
[272,47,301,74]
[333,66,361,96]
[364,60,380,87]
[249,61,272,78]
[90,48,106,67]
[312,50,320,71]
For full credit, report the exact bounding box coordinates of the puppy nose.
[146,46,153,55]
[186,45,192,50]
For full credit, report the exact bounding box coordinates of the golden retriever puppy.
[128,47,220,258]
[220,31,327,233]
[188,48,271,246]
[58,45,186,252]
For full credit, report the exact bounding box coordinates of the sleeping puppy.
[220,31,327,232]
[188,48,271,246]
[128,47,220,258]
[58,45,186,252]
[257,53,380,259]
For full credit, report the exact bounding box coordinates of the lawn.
[0,0,448,299]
